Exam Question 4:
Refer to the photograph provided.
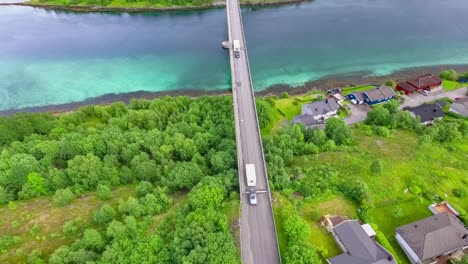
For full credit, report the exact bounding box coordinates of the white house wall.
[395,233,421,264]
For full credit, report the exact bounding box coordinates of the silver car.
[249,189,257,205]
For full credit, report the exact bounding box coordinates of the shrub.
[370,160,383,174]
[280,92,289,98]
[385,80,396,87]
[96,184,112,200]
[135,181,153,198]
[8,201,17,210]
[373,126,391,137]
[63,220,79,236]
[53,188,75,207]
[452,188,466,198]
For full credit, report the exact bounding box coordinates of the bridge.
[225,0,281,263]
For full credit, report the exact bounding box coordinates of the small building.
[292,99,340,127]
[429,201,460,217]
[396,74,442,95]
[406,103,445,125]
[395,212,468,264]
[327,220,396,264]
[449,97,468,116]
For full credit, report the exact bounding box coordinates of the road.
[400,87,467,109]
[225,0,281,263]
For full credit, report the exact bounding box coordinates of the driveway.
[345,103,371,125]
[400,87,467,109]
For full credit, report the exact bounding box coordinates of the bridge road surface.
[225,0,281,263]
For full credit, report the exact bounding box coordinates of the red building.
[396,74,442,95]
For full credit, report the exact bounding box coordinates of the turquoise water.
[1,0,468,110]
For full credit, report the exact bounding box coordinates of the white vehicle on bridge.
[233,40,240,58]
[248,189,257,205]
[245,163,256,187]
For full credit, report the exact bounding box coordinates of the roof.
[397,81,418,93]
[450,97,468,116]
[396,212,468,261]
[362,224,377,237]
[407,103,445,123]
[328,220,396,264]
[407,74,442,89]
[301,99,340,116]
[348,92,366,102]
[363,86,396,102]
[292,115,319,126]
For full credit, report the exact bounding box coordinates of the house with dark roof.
[327,220,397,264]
[347,86,396,105]
[292,99,340,127]
[396,74,442,95]
[406,103,445,125]
[395,212,468,264]
[449,97,468,117]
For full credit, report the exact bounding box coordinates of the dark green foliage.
[27,249,46,264]
[53,188,75,207]
[164,162,203,191]
[0,113,56,147]
[366,106,393,127]
[283,213,310,241]
[325,118,353,145]
[188,177,225,210]
[284,240,321,264]
[62,220,79,236]
[385,80,396,87]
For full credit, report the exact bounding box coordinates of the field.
[443,80,467,91]
[0,185,191,263]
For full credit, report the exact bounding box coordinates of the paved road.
[225,0,281,263]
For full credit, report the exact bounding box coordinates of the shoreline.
[1,64,468,116]
[0,0,309,12]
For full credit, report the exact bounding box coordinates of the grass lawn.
[442,80,467,91]
[221,195,241,252]
[0,185,186,263]
[342,85,376,95]
[261,92,324,135]
[283,127,468,264]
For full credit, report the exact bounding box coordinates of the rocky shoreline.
[1,64,467,116]
[1,0,309,12]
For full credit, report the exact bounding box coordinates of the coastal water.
[1,0,468,110]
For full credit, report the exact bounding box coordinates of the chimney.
[326,99,328,104]
[433,108,437,113]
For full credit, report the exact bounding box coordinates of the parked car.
[249,189,257,205]
[420,90,430,96]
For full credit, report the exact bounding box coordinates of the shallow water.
[1,0,468,110]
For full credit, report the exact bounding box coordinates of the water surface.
[1,0,468,110]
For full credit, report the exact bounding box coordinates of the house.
[406,103,445,125]
[362,86,397,105]
[396,74,442,95]
[292,99,339,127]
[327,220,397,264]
[395,212,468,264]
[449,97,468,116]
[347,86,396,105]
[429,201,460,218]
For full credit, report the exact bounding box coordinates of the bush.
[325,118,353,145]
[280,92,289,98]
[373,126,391,137]
[385,80,396,87]
[439,69,458,81]
[63,220,79,236]
[370,160,383,174]
[53,188,75,207]
[96,184,112,200]
[452,188,466,198]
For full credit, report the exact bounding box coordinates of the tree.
[325,118,353,145]
[118,197,145,217]
[81,229,104,251]
[188,178,225,209]
[370,160,383,174]
[2,154,40,194]
[439,69,458,81]
[66,154,107,191]
[93,204,116,225]
[18,172,47,200]
[164,162,203,191]
[0,187,13,204]
[382,100,399,114]
[27,249,46,264]
[284,240,321,264]
[366,106,392,127]
[53,188,75,207]
[283,213,310,241]
[209,151,235,173]
[135,181,153,198]
[96,184,112,200]
[385,80,396,87]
